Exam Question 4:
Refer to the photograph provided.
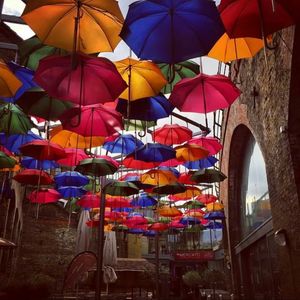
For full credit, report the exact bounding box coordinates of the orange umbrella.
[169,186,201,201]
[0,60,22,97]
[175,144,209,162]
[206,202,224,212]
[141,169,177,186]
[157,206,182,218]
[22,0,124,54]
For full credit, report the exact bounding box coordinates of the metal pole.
[155,232,160,300]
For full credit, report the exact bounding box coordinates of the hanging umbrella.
[179,216,201,225]
[175,144,210,162]
[0,151,16,169]
[116,94,174,121]
[157,206,182,218]
[0,131,42,155]
[120,174,154,190]
[61,104,123,137]
[169,73,241,114]
[55,171,89,187]
[27,188,61,204]
[34,53,127,106]
[275,1,300,22]
[22,0,124,54]
[169,220,186,229]
[104,181,139,197]
[19,140,66,161]
[135,143,176,163]
[178,172,197,185]
[120,0,224,64]
[115,58,167,101]
[77,194,100,209]
[0,59,22,98]
[0,145,12,156]
[58,186,87,198]
[0,103,35,135]
[159,158,184,168]
[141,169,177,187]
[57,148,89,167]
[122,155,160,170]
[184,156,218,170]
[130,193,157,208]
[50,126,104,149]
[184,208,206,218]
[178,200,205,209]
[191,169,227,183]
[153,124,192,146]
[207,33,264,63]
[152,182,186,195]
[105,196,131,208]
[188,136,223,155]
[13,169,54,185]
[204,211,225,220]
[148,222,168,232]
[204,221,223,230]
[158,166,180,178]
[196,194,218,205]
[124,119,157,131]
[169,186,201,201]
[159,61,200,94]
[21,157,59,170]
[124,216,149,228]
[206,202,224,212]
[103,134,144,155]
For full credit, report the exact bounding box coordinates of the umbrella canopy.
[114,58,167,100]
[0,103,35,135]
[34,53,127,106]
[204,211,225,220]
[184,208,206,218]
[75,158,118,177]
[135,143,176,163]
[21,157,59,170]
[116,94,174,121]
[77,194,100,209]
[206,202,224,212]
[157,205,182,217]
[120,0,224,64]
[152,182,186,195]
[58,186,87,198]
[275,1,300,22]
[169,186,201,201]
[104,181,139,197]
[188,136,223,155]
[179,200,205,209]
[55,171,89,187]
[57,148,89,167]
[159,158,184,167]
[0,59,22,98]
[184,156,218,170]
[61,104,123,137]
[122,155,160,170]
[179,216,201,225]
[27,188,61,204]
[19,140,66,161]
[175,144,210,162]
[148,222,168,232]
[208,33,264,63]
[22,0,124,54]
[169,73,241,113]
[13,169,54,185]
[105,196,131,208]
[178,172,197,185]
[204,221,223,229]
[158,166,180,178]
[130,193,157,208]
[0,151,16,169]
[169,220,186,229]
[141,169,177,186]
[191,169,227,183]
[153,124,192,145]
[196,194,218,205]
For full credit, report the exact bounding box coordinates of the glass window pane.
[3,0,25,16]
[4,22,34,40]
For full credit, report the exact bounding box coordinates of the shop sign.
[174,250,214,261]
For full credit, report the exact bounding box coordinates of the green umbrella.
[152,182,186,195]
[0,103,35,135]
[17,89,73,121]
[75,158,118,177]
[190,169,227,183]
[159,61,200,94]
[124,119,156,131]
[176,200,205,209]
[0,151,16,168]
[104,181,139,196]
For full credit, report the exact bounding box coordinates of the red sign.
[174,251,214,261]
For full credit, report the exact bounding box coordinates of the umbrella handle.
[264,35,278,51]
[138,131,146,138]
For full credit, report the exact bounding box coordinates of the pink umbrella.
[148,222,169,232]
[95,155,119,168]
[188,136,222,155]
[196,194,218,205]
[77,194,100,209]
[57,148,89,167]
[123,216,148,227]
[159,158,184,167]
[105,196,131,208]
[27,188,60,204]
[169,220,186,229]
[34,53,127,106]
[61,104,123,137]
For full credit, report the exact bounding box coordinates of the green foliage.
[182,270,203,287]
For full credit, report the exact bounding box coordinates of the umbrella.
[179,201,205,209]
[21,157,59,170]
[22,0,124,54]
[184,209,206,218]
[105,196,131,208]
[191,169,227,183]
[179,216,201,225]
[153,124,192,146]
[188,136,223,155]
[130,193,157,208]
[159,61,200,94]
[120,174,154,190]
[141,169,177,186]
[61,104,123,137]
[55,171,89,187]
[143,230,157,237]
[0,103,35,135]
[0,151,16,169]
[169,73,241,114]
[103,134,144,155]
[120,0,224,64]
[169,220,186,229]
[159,158,184,167]
[124,119,157,131]
[275,1,300,22]
[169,186,201,201]
[114,58,167,100]
[148,222,168,232]
[178,172,197,185]
[157,206,182,217]
[116,94,174,121]
[122,155,160,170]
[77,194,100,209]
[158,166,180,178]
[0,59,22,98]
[75,158,118,177]
[205,221,223,230]
[13,169,54,185]
[104,181,139,197]
[34,53,127,106]
[58,186,87,198]
[184,156,218,170]
[152,182,186,195]
[19,140,66,161]
[124,216,148,227]
[207,33,264,63]
[135,143,176,163]
[57,148,89,167]
[204,211,225,220]
[0,131,42,155]
[50,127,104,149]
[196,194,218,205]
[0,145,12,156]
[206,202,224,212]
[27,188,61,204]
[175,144,210,162]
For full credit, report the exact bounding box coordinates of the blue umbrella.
[55,171,89,187]
[58,186,87,198]
[103,134,144,155]
[3,61,38,103]
[120,0,224,64]
[112,207,134,213]
[143,230,157,237]
[131,193,157,208]
[158,166,180,178]
[204,211,225,220]
[204,221,223,230]
[135,143,176,162]
[21,157,59,170]
[180,216,201,225]
[184,156,218,170]
[123,175,154,190]
[116,94,174,121]
[128,228,145,234]
[0,131,42,154]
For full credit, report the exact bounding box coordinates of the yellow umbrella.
[141,169,177,186]
[22,0,124,54]
[169,186,201,201]
[115,58,167,100]
[175,144,209,162]
[0,60,22,98]
[206,202,224,212]
[157,206,182,218]
[207,33,264,63]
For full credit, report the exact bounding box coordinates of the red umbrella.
[105,196,131,208]
[0,145,12,156]
[95,155,119,168]
[188,136,223,155]
[152,124,193,145]
[219,0,294,39]
[27,188,60,204]
[34,53,127,106]
[169,73,241,114]
[123,155,160,170]
[196,194,218,205]
[169,220,186,229]
[178,172,197,185]
[148,222,168,232]
[119,172,140,181]
[19,140,66,161]
[77,194,100,209]
[61,104,123,137]
[275,1,300,22]
[57,148,89,167]
[123,216,148,227]
[159,158,184,167]
[13,169,54,185]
